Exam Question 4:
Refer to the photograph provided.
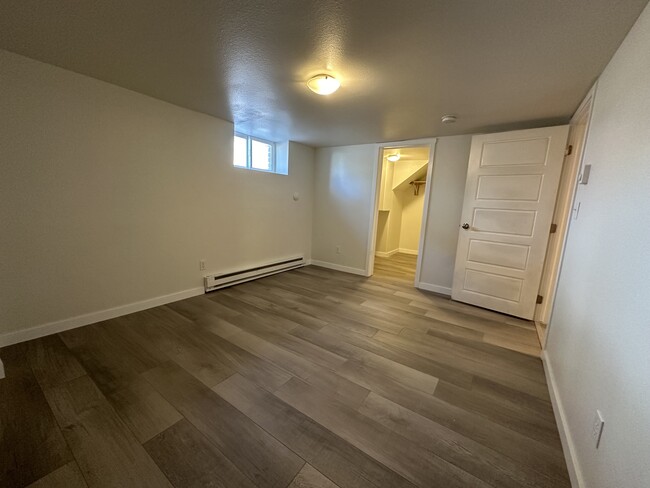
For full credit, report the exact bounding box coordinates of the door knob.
[461,223,470,229]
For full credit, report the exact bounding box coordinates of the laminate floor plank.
[399,328,545,380]
[26,461,88,488]
[144,419,256,488]
[471,375,556,424]
[26,334,87,389]
[131,304,295,392]
[117,310,236,389]
[54,318,184,445]
[374,330,550,399]
[423,327,544,372]
[330,351,568,481]
[208,293,303,333]
[223,311,348,371]
[216,324,370,408]
[44,375,172,488]
[214,373,418,488]
[358,392,561,488]
[221,286,329,331]
[185,294,245,319]
[103,375,183,443]
[275,377,492,488]
[0,343,73,488]
[164,312,295,392]
[314,324,475,389]
[432,380,562,448]
[59,319,168,393]
[241,279,405,335]
[288,463,341,488]
[144,361,304,488]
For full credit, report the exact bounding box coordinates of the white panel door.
[451,126,569,319]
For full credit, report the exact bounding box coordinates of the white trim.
[0,357,4,379]
[376,248,419,258]
[542,351,584,488]
[375,249,399,258]
[414,139,437,284]
[310,260,368,276]
[0,287,205,347]
[415,282,452,296]
[365,143,383,276]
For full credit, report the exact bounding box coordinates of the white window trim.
[234,132,276,173]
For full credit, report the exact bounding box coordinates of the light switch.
[572,201,581,220]
[579,164,592,185]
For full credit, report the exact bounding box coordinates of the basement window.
[233,133,276,173]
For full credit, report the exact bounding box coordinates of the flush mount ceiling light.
[307,74,340,95]
[386,154,401,162]
[441,114,457,124]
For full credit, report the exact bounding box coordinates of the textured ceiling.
[0,0,647,147]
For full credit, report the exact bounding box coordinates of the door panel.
[451,126,569,319]
[467,240,530,270]
[480,137,551,167]
[472,208,537,236]
[476,174,543,201]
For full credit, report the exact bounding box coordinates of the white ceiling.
[0,1,647,147]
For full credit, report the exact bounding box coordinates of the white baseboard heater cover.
[204,256,305,292]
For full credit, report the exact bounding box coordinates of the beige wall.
[545,4,650,487]
[418,135,472,293]
[0,49,315,343]
[398,185,426,253]
[311,144,379,273]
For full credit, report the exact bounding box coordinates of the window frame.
[234,132,276,173]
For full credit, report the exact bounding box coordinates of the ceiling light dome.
[307,74,340,95]
[386,154,401,162]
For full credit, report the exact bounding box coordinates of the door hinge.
[536,295,544,304]
[550,223,558,234]
[565,144,573,156]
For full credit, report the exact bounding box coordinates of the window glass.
[251,139,273,171]
[233,135,247,167]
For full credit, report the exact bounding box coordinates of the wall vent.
[204,256,305,292]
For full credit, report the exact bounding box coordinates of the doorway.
[368,142,434,283]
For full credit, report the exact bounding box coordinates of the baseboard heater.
[204,256,306,292]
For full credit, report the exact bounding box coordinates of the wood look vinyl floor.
[1,253,569,488]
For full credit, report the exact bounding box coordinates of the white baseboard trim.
[310,260,368,277]
[398,248,419,256]
[0,287,205,348]
[375,249,399,258]
[542,350,583,488]
[415,282,452,296]
[0,357,4,379]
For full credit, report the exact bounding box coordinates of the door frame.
[537,83,598,347]
[366,138,437,284]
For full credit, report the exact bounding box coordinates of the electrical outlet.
[199,260,206,271]
[336,246,342,254]
[592,410,605,448]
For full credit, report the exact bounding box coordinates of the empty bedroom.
[1,1,649,488]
